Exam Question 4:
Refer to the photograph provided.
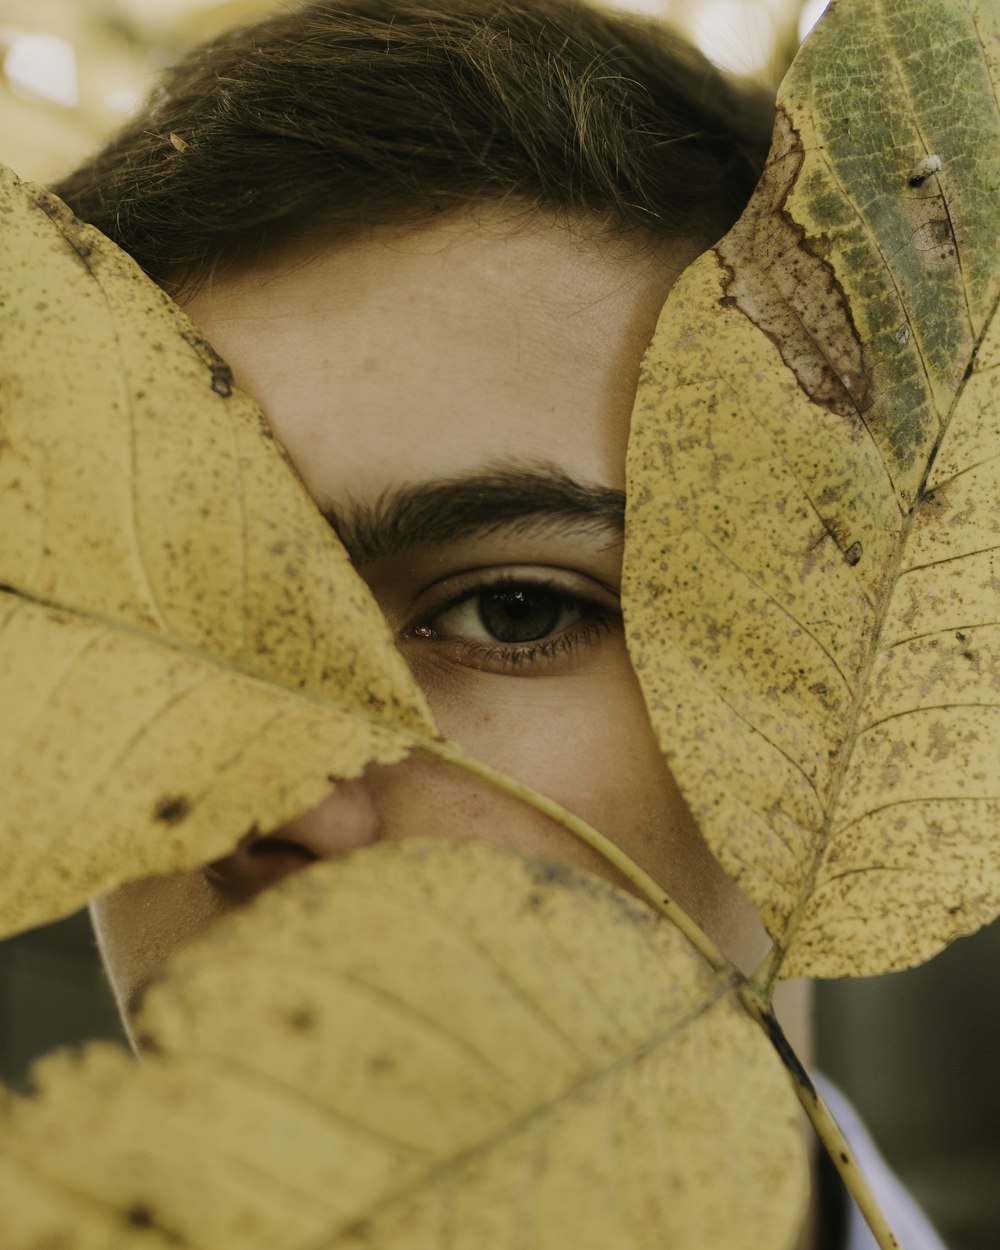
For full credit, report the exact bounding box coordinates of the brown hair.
[52,0,773,292]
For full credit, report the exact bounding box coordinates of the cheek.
[91,871,226,1027]
[403,651,685,877]
[405,651,769,967]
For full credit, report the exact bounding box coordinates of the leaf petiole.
[421,735,737,978]
[422,734,902,1250]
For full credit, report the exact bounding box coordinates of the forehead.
[179,210,696,512]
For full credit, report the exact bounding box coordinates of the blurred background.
[0,0,997,1246]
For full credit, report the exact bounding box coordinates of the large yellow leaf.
[0,840,807,1250]
[623,0,1000,978]
[0,163,435,938]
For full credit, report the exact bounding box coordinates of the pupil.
[477,589,563,643]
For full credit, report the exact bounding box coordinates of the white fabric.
[814,1076,949,1250]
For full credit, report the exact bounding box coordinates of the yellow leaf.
[0,841,808,1250]
[0,163,435,938]
[623,0,1000,978]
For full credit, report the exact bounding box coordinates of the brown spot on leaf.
[716,107,869,423]
[126,1204,154,1229]
[154,795,190,825]
[844,542,862,566]
[211,365,233,397]
[180,328,235,397]
[904,190,958,267]
[125,1203,182,1245]
[287,1008,316,1033]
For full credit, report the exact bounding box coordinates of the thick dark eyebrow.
[324,464,625,566]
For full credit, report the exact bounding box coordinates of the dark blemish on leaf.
[961,650,975,662]
[180,328,236,398]
[956,631,967,642]
[211,364,233,397]
[760,1009,817,1100]
[132,1032,162,1055]
[839,1152,850,1164]
[125,1204,182,1245]
[844,542,862,566]
[0,582,17,595]
[526,892,544,910]
[963,361,974,381]
[127,1205,154,1228]
[716,107,870,424]
[532,861,573,887]
[154,795,190,825]
[287,1008,316,1033]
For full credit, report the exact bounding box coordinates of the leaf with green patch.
[623,0,1000,978]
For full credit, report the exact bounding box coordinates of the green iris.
[476,588,564,644]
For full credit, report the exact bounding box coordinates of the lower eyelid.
[421,615,616,676]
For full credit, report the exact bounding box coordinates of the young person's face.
[92,208,788,1039]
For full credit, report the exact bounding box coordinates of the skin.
[91,210,814,1224]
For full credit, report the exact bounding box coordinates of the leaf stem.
[422,736,736,977]
[423,736,901,1250]
[749,943,785,993]
[737,985,901,1250]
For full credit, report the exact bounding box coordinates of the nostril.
[204,781,382,900]
[247,836,318,863]
[204,833,319,900]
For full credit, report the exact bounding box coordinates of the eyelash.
[408,575,617,672]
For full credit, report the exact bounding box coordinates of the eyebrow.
[324,464,626,566]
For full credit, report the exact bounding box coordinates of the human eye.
[404,572,619,674]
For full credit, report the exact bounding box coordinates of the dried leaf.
[0,164,435,937]
[623,0,1000,977]
[0,841,808,1250]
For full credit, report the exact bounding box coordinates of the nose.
[205,779,382,899]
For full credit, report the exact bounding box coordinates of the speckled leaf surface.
[0,164,435,938]
[0,841,807,1250]
[623,0,1000,978]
